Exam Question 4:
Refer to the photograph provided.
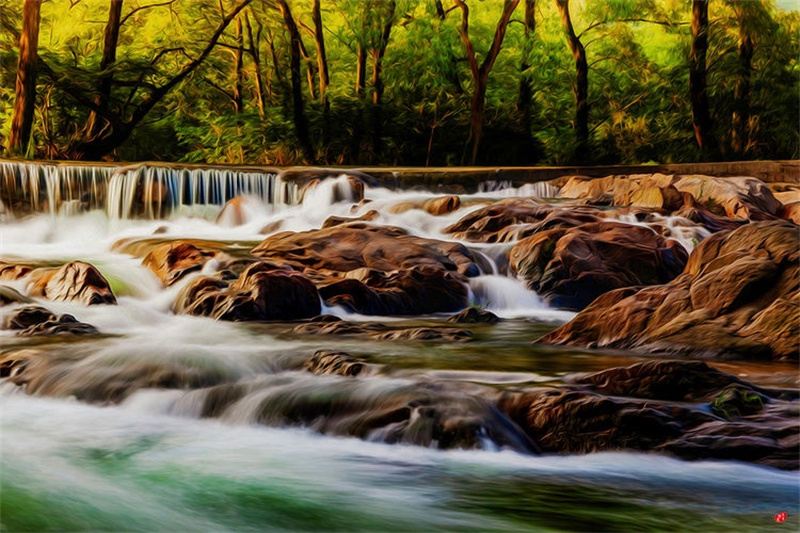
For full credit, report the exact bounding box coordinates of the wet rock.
[448,307,501,324]
[252,224,479,277]
[215,196,255,227]
[305,350,368,377]
[510,221,688,311]
[142,241,217,286]
[0,285,33,306]
[673,175,782,220]
[300,175,365,204]
[322,209,379,228]
[28,261,116,306]
[674,192,745,233]
[780,202,800,224]
[319,266,468,315]
[390,196,462,216]
[175,261,321,321]
[2,305,98,336]
[374,327,472,342]
[292,317,386,337]
[571,360,793,402]
[0,262,32,281]
[538,221,799,360]
[444,198,550,243]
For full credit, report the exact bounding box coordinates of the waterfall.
[0,161,299,221]
[478,180,560,199]
[1,161,115,218]
[106,165,298,220]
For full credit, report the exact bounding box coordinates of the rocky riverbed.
[1,163,798,530]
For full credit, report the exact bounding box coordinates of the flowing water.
[1,161,798,532]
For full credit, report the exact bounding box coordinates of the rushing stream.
[1,162,798,531]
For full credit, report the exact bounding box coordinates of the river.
[1,162,797,531]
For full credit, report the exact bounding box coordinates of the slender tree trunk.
[312,0,329,103]
[356,45,367,96]
[8,0,42,157]
[233,17,244,114]
[690,0,712,152]
[555,0,588,160]
[84,0,123,141]
[517,0,536,136]
[277,0,314,162]
[244,14,267,118]
[370,0,395,156]
[731,14,752,157]
[297,37,317,100]
[454,0,520,165]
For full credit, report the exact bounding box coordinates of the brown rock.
[673,175,782,220]
[374,327,472,342]
[510,221,688,311]
[780,202,800,224]
[538,221,799,360]
[2,305,98,336]
[322,210,379,228]
[422,195,461,215]
[0,262,32,281]
[175,262,321,321]
[28,261,116,305]
[448,307,501,324]
[304,350,368,377]
[142,242,216,286]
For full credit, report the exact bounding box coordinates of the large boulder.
[538,221,799,360]
[252,224,479,276]
[673,175,782,220]
[175,262,321,321]
[2,305,98,336]
[510,221,688,311]
[28,261,116,306]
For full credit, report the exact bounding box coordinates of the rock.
[780,202,800,224]
[318,266,469,315]
[627,185,684,211]
[374,327,472,342]
[0,285,33,306]
[674,192,745,233]
[673,175,782,220]
[498,359,798,469]
[28,261,116,306]
[304,350,369,377]
[510,221,688,311]
[142,242,217,286]
[300,175,365,204]
[538,221,799,360]
[0,262,32,281]
[422,195,461,215]
[322,210,379,228]
[175,261,321,321]
[570,360,791,402]
[444,198,550,243]
[215,196,260,227]
[252,224,479,277]
[2,305,98,336]
[447,307,501,324]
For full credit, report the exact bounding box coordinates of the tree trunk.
[731,12,753,157]
[356,45,367,96]
[690,0,712,152]
[312,0,329,103]
[277,0,315,162]
[244,13,267,118]
[517,0,536,136]
[233,16,244,114]
[454,0,520,165]
[555,0,588,160]
[370,0,396,156]
[8,0,42,157]
[84,0,123,141]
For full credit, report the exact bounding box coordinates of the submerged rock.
[28,261,116,306]
[447,307,501,324]
[305,350,369,377]
[510,221,688,311]
[175,261,321,321]
[292,317,473,342]
[538,221,799,360]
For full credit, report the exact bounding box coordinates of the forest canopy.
[1,0,798,166]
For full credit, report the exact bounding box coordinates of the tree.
[83,0,123,141]
[555,0,588,161]
[453,0,520,165]
[690,0,712,153]
[517,0,537,137]
[7,0,41,157]
[276,0,315,162]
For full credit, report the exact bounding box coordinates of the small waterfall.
[0,161,115,218]
[478,180,560,199]
[106,165,299,220]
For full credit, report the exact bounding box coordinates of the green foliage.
[1,0,797,164]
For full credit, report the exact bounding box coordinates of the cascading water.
[2,161,796,532]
